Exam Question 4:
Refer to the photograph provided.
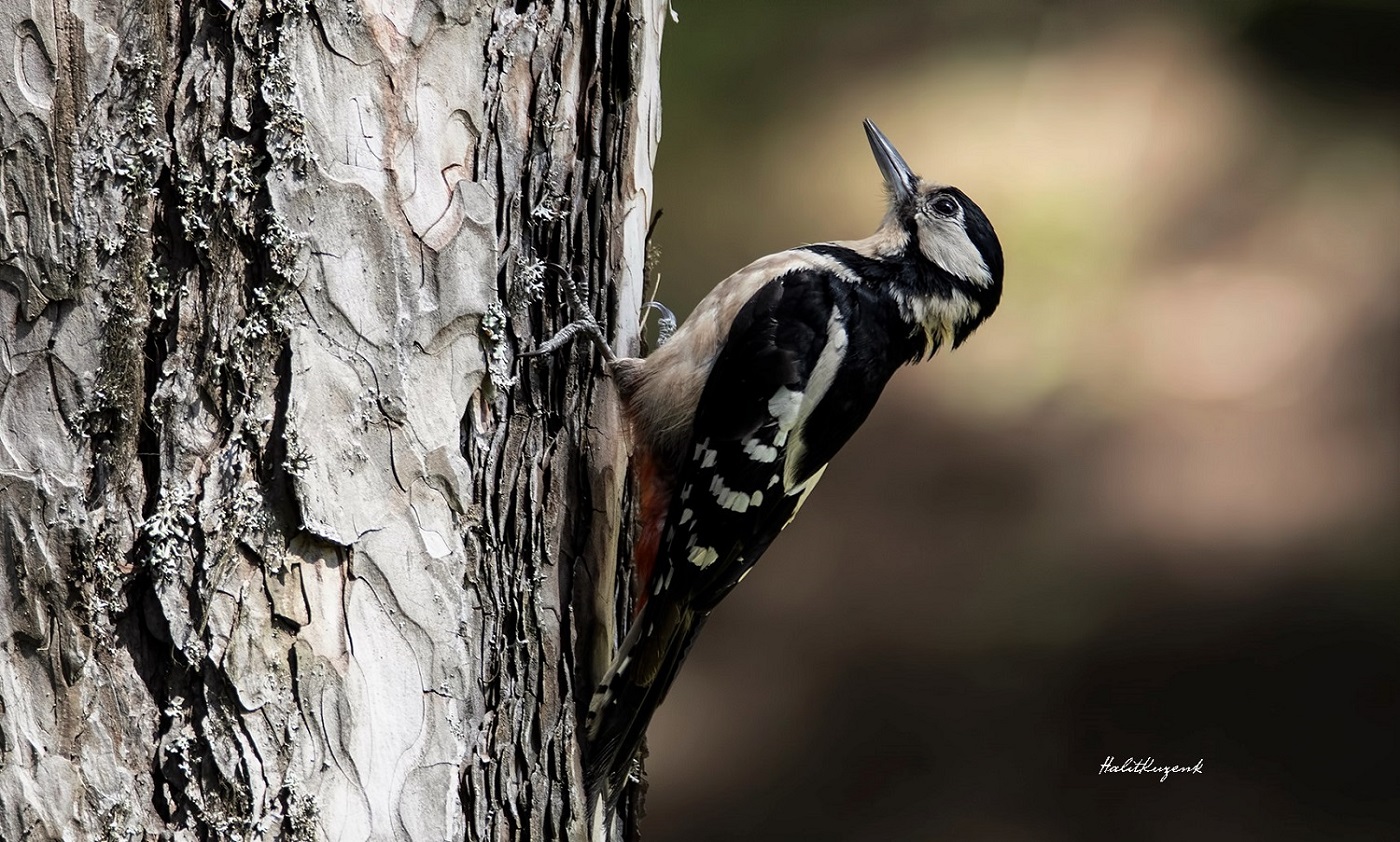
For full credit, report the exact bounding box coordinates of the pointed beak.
[863,119,917,204]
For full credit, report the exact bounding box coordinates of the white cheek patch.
[918,216,991,286]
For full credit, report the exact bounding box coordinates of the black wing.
[585,268,913,800]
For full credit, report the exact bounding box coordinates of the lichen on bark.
[0,1,665,839]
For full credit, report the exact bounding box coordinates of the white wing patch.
[783,311,848,490]
[694,438,718,468]
[766,385,804,452]
[708,474,754,513]
[652,565,674,594]
[688,545,719,568]
[743,436,779,463]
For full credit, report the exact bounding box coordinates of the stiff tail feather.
[584,596,707,804]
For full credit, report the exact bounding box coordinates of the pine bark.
[0,0,662,839]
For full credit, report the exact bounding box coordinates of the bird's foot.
[521,276,619,364]
[521,316,618,364]
[643,301,676,348]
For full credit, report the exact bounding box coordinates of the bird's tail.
[583,595,706,804]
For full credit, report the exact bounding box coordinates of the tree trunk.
[0,0,663,839]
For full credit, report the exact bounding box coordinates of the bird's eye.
[932,196,959,216]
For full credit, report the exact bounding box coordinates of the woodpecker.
[537,120,1003,803]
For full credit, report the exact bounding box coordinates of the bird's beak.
[863,119,917,204]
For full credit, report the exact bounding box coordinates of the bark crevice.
[1,1,664,838]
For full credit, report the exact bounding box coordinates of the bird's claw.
[643,301,676,348]
[521,316,618,364]
[523,272,620,364]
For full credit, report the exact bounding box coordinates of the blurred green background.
[641,0,1400,839]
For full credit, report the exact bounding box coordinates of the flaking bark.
[0,1,663,839]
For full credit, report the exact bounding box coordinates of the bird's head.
[863,119,1003,348]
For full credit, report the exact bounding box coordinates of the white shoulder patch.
[783,311,848,490]
[767,387,803,426]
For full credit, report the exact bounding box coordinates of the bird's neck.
[802,233,984,359]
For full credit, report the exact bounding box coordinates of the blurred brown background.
[640,0,1400,839]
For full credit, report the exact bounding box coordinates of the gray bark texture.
[0,0,664,839]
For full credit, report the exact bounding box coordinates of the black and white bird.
[543,120,1004,803]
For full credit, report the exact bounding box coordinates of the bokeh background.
[641,1,1400,839]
